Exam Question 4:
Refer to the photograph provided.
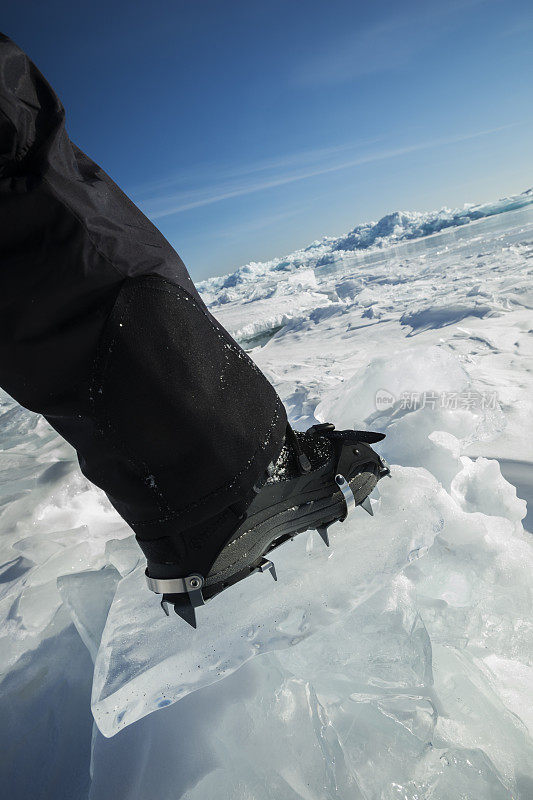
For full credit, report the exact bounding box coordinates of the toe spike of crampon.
[360,496,374,516]
[146,571,205,629]
[172,576,206,628]
[316,525,330,547]
[172,594,199,628]
[259,558,277,581]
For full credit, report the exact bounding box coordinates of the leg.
[0,34,287,577]
[0,34,388,628]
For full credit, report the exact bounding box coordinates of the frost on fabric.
[265,439,291,483]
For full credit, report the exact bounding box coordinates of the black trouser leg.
[0,33,287,575]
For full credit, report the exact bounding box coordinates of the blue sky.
[3,0,532,280]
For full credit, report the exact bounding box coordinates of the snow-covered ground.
[1,190,532,799]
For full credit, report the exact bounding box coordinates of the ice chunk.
[430,644,533,789]
[400,303,495,332]
[315,345,469,428]
[25,541,94,587]
[57,567,120,661]
[275,574,433,697]
[91,466,444,736]
[17,580,64,632]
[478,654,533,737]
[104,536,142,577]
[12,532,66,563]
[406,747,514,799]
[382,410,468,488]
[451,456,527,522]
[90,653,367,800]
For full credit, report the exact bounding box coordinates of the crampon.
[145,422,390,627]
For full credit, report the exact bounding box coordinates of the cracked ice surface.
[1,193,533,799]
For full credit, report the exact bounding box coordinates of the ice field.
[1,190,532,799]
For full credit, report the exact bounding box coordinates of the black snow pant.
[0,34,287,575]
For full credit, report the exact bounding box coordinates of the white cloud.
[140,124,517,220]
[130,138,384,196]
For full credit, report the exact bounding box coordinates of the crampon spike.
[172,594,198,628]
[259,558,277,581]
[171,578,206,628]
[360,496,374,516]
[316,525,330,547]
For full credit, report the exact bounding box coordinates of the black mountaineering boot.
[143,423,390,627]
